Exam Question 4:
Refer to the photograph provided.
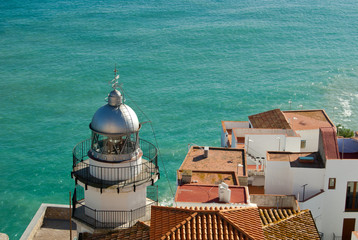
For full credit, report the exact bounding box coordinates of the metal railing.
[72,138,159,188]
[72,185,158,229]
[73,138,158,166]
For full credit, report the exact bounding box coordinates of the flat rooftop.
[177,170,238,185]
[179,146,246,176]
[21,204,77,240]
[283,110,334,130]
[175,185,248,204]
[267,151,324,168]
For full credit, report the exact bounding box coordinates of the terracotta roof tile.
[83,207,319,240]
[82,221,150,240]
[221,208,265,240]
[249,109,291,129]
[149,206,194,240]
[262,209,320,239]
[259,208,296,225]
[150,206,265,240]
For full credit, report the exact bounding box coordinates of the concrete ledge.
[20,204,69,240]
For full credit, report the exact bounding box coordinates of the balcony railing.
[72,138,159,188]
[72,185,158,229]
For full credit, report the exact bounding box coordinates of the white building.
[71,79,159,237]
[221,109,335,164]
[221,109,358,239]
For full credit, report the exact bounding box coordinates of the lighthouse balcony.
[72,138,159,189]
[72,185,158,229]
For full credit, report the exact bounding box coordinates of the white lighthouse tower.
[71,73,159,237]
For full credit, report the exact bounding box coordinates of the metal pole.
[302,184,308,201]
[277,137,281,151]
[69,192,72,240]
[342,138,344,159]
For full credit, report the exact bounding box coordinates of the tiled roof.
[261,209,320,240]
[150,206,265,240]
[150,206,194,240]
[320,127,340,160]
[81,207,320,240]
[259,208,297,225]
[221,208,265,240]
[82,221,150,240]
[249,109,291,129]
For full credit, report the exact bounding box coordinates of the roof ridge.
[219,206,256,213]
[262,209,304,228]
[152,205,196,213]
[177,206,244,212]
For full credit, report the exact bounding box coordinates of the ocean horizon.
[1,0,358,238]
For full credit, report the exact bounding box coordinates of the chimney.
[204,146,209,158]
[218,182,231,203]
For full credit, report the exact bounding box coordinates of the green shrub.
[336,124,354,138]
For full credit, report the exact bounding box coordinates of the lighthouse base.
[72,197,156,237]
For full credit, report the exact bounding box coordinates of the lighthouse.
[71,73,159,236]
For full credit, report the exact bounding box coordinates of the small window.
[328,178,336,189]
[345,182,358,211]
[300,140,306,148]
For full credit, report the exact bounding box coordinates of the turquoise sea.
[1,0,358,238]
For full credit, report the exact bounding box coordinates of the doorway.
[342,218,355,240]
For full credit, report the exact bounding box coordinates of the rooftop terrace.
[177,170,238,185]
[175,185,248,204]
[283,109,334,130]
[179,146,246,176]
[267,151,325,168]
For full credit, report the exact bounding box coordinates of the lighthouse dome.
[90,90,140,134]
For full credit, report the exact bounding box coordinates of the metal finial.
[110,65,120,89]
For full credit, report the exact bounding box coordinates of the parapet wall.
[250,194,299,210]
[20,204,70,240]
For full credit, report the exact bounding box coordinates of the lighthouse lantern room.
[71,73,159,236]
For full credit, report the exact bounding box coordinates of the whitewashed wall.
[245,134,287,158]
[296,129,320,152]
[265,161,293,195]
[291,168,325,201]
[85,185,146,211]
[285,136,301,152]
[321,159,358,238]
